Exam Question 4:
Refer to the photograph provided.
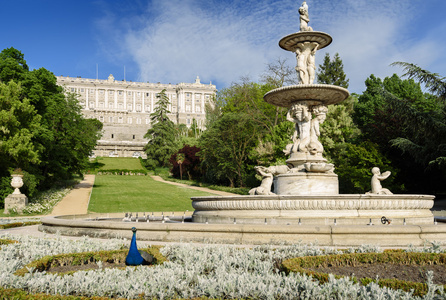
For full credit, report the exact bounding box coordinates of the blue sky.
[1,0,445,94]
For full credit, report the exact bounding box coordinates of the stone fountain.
[39,2,445,246]
[191,1,434,226]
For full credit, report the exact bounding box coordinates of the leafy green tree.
[0,47,29,82]
[0,81,41,171]
[199,112,259,187]
[144,89,178,167]
[219,79,282,135]
[391,61,446,101]
[0,48,102,200]
[317,53,349,88]
[353,71,446,193]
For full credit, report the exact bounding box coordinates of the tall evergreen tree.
[317,53,349,88]
[144,89,178,167]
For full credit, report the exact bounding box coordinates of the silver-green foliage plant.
[0,235,445,299]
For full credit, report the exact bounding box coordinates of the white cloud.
[96,0,446,93]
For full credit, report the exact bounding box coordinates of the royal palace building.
[56,74,216,158]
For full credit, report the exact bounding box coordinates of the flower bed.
[0,234,445,299]
[282,250,446,297]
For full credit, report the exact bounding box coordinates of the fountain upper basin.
[264,84,349,107]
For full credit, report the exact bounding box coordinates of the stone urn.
[11,174,24,195]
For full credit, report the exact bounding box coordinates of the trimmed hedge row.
[281,250,446,297]
[15,246,166,276]
[0,221,41,230]
[96,169,147,175]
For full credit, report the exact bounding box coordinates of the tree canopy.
[0,47,102,204]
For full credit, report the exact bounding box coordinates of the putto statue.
[286,102,311,153]
[299,1,312,32]
[249,165,289,195]
[308,105,328,155]
[367,167,393,195]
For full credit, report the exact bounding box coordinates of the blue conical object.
[125,227,144,266]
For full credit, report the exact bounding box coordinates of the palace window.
[109,90,113,95]
[128,117,133,124]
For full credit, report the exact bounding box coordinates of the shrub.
[169,145,202,180]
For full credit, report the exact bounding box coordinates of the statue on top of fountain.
[299,1,312,32]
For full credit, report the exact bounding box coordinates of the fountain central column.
[263,2,349,195]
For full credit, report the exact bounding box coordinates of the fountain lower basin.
[191,194,435,225]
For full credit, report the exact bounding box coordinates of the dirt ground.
[310,263,446,285]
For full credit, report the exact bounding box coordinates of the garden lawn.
[97,157,144,170]
[88,175,214,212]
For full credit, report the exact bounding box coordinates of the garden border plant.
[281,249,446,297]
[15,246,166,276]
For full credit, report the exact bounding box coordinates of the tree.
[353,72,446,194]
[391,61,446,101]
[144,89,178,167]
[0,81,41,176]
[260,57,297,88]
[0,48,102,200]
[169,145,202,180]
[199,112,259,187]
[0,48,29,83]
[219,79,282,135]
[317,53,349,88]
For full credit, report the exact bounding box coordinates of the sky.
[1,0,445,94]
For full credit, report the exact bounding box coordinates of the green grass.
[88,175,215,213]
[97,157,144,170]
[153,167,250,195]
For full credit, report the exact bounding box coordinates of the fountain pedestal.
[274,172,338,195]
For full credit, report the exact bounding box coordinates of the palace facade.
[56,74,216,158]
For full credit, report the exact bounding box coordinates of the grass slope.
[97,157,144,170]
[88,175,214,213]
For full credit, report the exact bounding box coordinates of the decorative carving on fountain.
[295,42,318,84]
[299,1,312,32]
[249,165,290,195]
[367,167,393,195]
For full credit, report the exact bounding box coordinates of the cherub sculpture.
[367,167,393,195]
[299,1,313,32]
[249,165,289,195]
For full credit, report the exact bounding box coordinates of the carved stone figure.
[299,1,312,32]
[295,42,317,84]
[307,105,328,155]
[307,43,318,84]
[249,166,276,195]
[286,102,311,153]
[295,48,308,84]
[367,167,393,195]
